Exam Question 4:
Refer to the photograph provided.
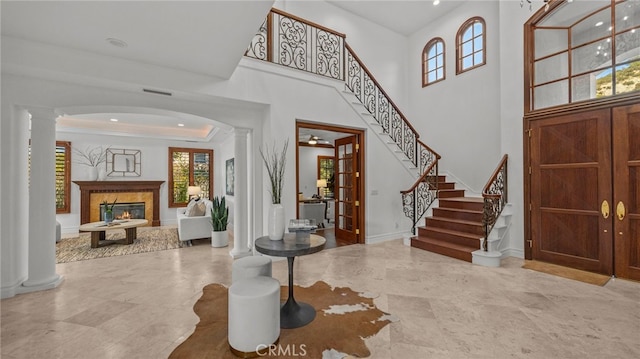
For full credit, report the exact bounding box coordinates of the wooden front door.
[334,135,359,244]
[613,104,640,281]
[529,104,640,280]
[530,109,613,275]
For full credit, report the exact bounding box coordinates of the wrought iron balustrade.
[482,154,508,251]
[245,8,441,233]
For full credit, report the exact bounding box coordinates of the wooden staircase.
[411,176,484,262]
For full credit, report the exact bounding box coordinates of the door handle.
[616,201,625,221]
[601,200,610,219]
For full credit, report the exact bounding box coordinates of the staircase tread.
[412,236,477,251]
[418,226,483,239]
[440,197,484,203]
[428,216,482,226]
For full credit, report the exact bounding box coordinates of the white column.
[230,128,251,259]
[1,106,30,298]
[21,108,63,292]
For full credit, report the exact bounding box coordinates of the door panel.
[613,104,640,281]
[335,135,358,244]
[530,109,613,274]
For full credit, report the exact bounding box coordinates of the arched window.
[456,17,486,74]
[422,37,445,86]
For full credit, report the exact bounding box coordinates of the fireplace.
[100,202,145,220]
[73,180,164,226]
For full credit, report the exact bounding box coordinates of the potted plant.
[210,196,229,247]
[260,139,289,240]
[102,198,117,223]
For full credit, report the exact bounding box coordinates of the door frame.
[295,121,365,244]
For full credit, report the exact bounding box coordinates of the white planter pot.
[87,166,98,181]
[211,230,228,248]
[268,203,285,240]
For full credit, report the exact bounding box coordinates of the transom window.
[457,17,486,74]
[527,0,640,111]
[168,147,213,207]
[423,38,445,86]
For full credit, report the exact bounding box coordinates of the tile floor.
[2,234,640,358]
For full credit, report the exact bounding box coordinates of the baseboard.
[501,247,524,259]
[365,231,408,245]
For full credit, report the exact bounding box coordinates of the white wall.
[409,1,502,193]
[274,0,409,110]
[214,133,236,228]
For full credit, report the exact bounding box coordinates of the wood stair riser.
[425,218,484,236]
[433,208,483,222]
[438,199,484,211]
[430,182,455,190]
[411,238,472,262]
[417,227,480,248]
[438,189,466,198]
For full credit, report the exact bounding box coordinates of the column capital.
[26,107,58,122]
[234,128,251,137]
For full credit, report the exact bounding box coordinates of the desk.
[254,233,326,328]
[79,219,148,248]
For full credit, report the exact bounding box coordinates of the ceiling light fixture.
[308,135,319,145]
[595,21,604,27]
[433,0,440,6]
[106,37,128,48]
[178,123,185,127]
[110,118,118,122]
[521,0,551,11]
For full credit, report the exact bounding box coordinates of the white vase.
[268,203,285,240]
[87,166,98,181]
[98,167,107,181]
[211,230,228,247]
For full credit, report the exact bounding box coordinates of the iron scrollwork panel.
[316,30,343,79]
[246,18,269,60]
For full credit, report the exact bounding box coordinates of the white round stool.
[232,256,272,283]
[228,276,280,357]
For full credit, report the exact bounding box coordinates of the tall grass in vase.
[260,139,289,239]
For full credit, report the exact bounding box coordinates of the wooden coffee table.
[79,219,148,248]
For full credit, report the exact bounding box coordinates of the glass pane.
[474,51,483,66]
[428,46,436,58]
[473,22,483,35]
[473,36,483,52]
[462,41,472,56]
[435,42,442,53]
[615,29,640,64]
[572,71,599,102]
[572,38,612,75]
[194,152,210,198]
[172,151,189,203]
[535,28,568,59]
[463,55,473,69]
[436,68,443,80]
[594,67,615,97]
[534,80,569,109]
[534,52,568,84]
[428,58,436,70]
[615,61,640,95]
[428,71,437,83]
[572,8,611,47]
[616,1,640,33]
[538,1,607,27]
[462,27,472,42]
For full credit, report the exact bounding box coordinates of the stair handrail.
[245,8,441,233]
[400,155,439,234]
[482,154,509,251]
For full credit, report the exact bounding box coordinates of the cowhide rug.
[169,281,397,358]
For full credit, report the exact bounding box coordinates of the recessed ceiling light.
[595,21,603,27]
[623,16,629,21]
[110,118,118,122]
[178,123,185,127]
[106,37,128,48]
[433,0,440,5]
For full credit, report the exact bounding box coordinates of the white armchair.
[299,202,326,228]
[177,198,213,246]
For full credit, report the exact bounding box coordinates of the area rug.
[169,281,397,359]
[56,227,181,263]
[523,260,611,286]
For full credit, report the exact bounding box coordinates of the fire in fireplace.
[100,202,145,220]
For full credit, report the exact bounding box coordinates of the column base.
[229,248,252,259]
[19,274,64,294]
